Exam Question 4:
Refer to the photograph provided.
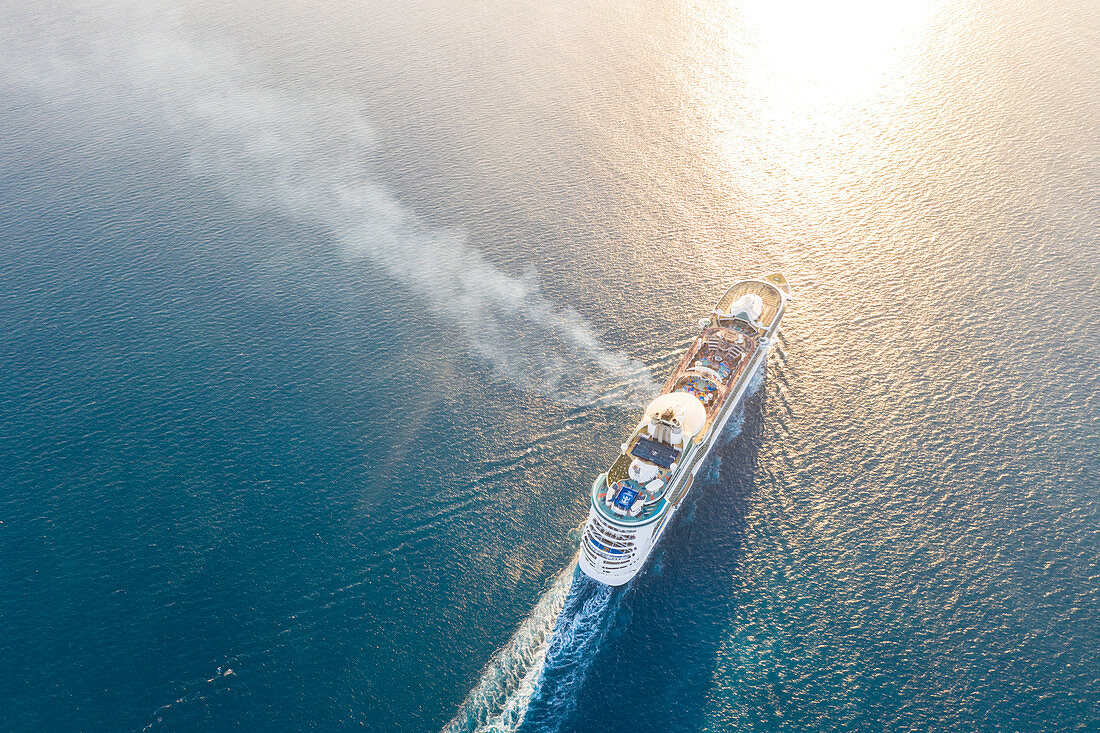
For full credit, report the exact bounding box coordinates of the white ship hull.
[579,276,790,586]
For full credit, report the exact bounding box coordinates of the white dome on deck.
[725,293,763,323]
[644,392,707,440]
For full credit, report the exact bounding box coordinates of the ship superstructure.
[579,275,791,586]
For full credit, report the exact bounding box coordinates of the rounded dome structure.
[643,392,707,440]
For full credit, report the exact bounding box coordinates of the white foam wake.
[442,560,578,733]
[0,0,658,408]
[443,566,620,733]
[518,575,620,731]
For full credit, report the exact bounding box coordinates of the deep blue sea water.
[1,0,1097,731]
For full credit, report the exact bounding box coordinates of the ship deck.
[594,319,763,525]
[594,473,668,523]
[714,280,784,330]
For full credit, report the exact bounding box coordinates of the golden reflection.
[737,0,935,107]
[685,0,942,259]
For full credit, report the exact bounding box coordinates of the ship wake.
[518,573,620,732]
[443,566,620,733]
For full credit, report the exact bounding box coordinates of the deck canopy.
[644,392,707,439]
[712,280,784,331]
[725,293,763,323]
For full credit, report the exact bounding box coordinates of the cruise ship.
[579,275,791,586]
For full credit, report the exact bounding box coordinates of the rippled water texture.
[0,0,1096,731]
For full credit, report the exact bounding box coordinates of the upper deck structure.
[580,275,791,584]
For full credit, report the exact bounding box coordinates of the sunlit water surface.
[0,0,1096,731]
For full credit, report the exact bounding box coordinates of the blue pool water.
[1,0,1097,731]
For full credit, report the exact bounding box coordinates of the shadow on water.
[519,384,770,733]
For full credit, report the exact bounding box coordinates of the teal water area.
[0,0,1097,731]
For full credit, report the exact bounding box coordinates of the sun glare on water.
[682,0,944,264]
[737,0,936,104]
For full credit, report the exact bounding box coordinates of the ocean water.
[1,0,1097,731]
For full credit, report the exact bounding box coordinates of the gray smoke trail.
[0,1,658,407]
